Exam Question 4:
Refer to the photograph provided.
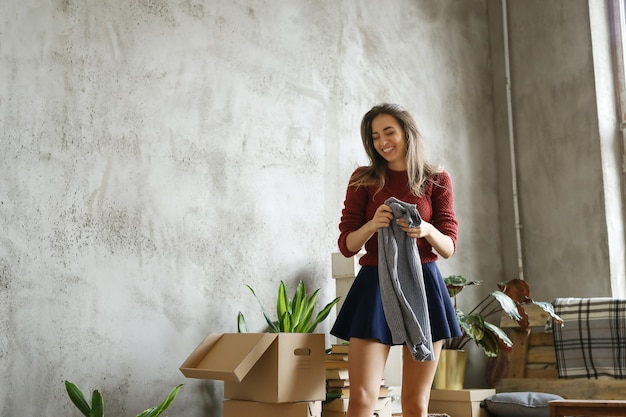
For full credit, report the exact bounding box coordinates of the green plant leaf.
[136,384,183,417]
[246,284,280,332]
[474,327,501,357]
[64,381,92,417]
[484,321,513,348]
[237,312,248,333]
[443,275,482,298]
[290,281,306,330]
[89,390,104,417]
[295,290,319,332]
[279,310,292,332]
[277,281,290,324]
[491,291,522,321]
[136,407,157,417]
[306,297,341,333]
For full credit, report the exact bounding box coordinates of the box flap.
[180,333,277,382]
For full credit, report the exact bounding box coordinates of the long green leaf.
[279,311,292,332]
[291,281,305,313]
[290,281,306,330]
[295,290,319,332]
[277,281,290,324]
[246,285,280,332]
[65,381,92,417]
[306,297,341,333]
[89,390,104,417]
[237,312,248,333]
[136,384,183,417]
[136,407,156,417]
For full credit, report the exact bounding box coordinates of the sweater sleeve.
[430,171,459,252]
[337,170,370,258]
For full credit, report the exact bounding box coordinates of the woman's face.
[371,113,407,170]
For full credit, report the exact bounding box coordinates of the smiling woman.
[330,103,461,417]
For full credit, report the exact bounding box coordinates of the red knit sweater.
[338,168,459,266]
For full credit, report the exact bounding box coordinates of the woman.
[330,103,461,417]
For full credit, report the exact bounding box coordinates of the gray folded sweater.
[378,197,433,361]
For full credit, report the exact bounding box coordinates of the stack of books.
[322,344,392,417]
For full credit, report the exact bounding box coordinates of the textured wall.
[0,0,500,415]
[504,1,620,299]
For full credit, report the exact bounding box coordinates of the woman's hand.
[398,218,455,258]
[397,218,433,239]
[370,204,394,231]
[345,204,394,253]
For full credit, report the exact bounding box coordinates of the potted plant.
[237,280,340,333]
[433,276,563,389]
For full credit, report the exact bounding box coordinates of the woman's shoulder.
[349,165,376,184]
[423,169,453,196]
[432,169,452,183]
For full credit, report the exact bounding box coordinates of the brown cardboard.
[223,400,322,417]
[429,388,495,417]
[322,397,391,416]
[180,332,326,403]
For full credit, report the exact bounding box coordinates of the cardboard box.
[429,388,495,417]
[223,399,322,417]
[322,397,391,417]
[180,333,325,403]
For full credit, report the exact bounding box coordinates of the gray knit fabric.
[378,197,433,361]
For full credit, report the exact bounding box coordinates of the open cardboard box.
[429,388,496,417]
[223,399,321,417]
[180,333,325,403]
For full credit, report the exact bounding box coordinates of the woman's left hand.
[397,218,432,239]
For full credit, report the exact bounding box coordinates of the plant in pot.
[434,276,563,389]
[237,280,340,333]
[236,280,341,403]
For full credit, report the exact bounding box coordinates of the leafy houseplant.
[64,380,183,417]
[237,280,340,333]
[443,276,563,358]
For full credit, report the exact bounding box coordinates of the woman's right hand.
[345,204,394,253]
[369,204,393,232]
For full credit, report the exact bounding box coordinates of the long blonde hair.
[350,103,442,196]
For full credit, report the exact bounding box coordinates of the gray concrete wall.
[502,0,624,300]
[1,0,500,415]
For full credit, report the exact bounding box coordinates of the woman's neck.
[387,161,407,171]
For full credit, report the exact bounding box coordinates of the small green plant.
[238,280,340,333]
[64,380,183,417]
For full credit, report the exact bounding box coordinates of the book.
[326,378,349,388]
[326,352,349,361]
[325,360,349,369]
[325,368,349,380]
[330,343,350,354]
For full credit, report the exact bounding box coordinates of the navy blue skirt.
[330,262,462,344]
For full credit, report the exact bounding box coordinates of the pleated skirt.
[330,262,462,344]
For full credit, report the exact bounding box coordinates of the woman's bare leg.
[346,338,390,417]
[401,340,443,417]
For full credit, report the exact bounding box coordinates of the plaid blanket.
[553,297,626,379]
